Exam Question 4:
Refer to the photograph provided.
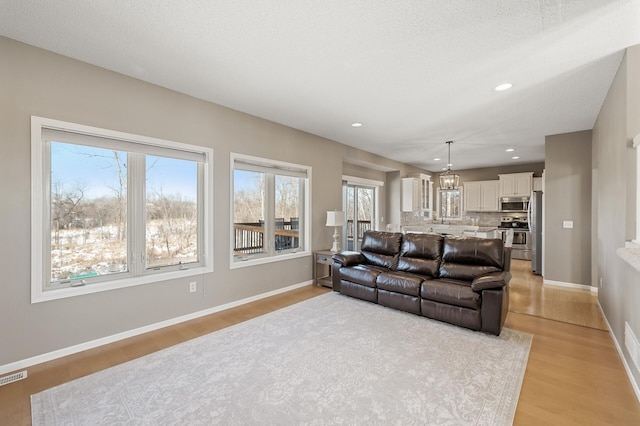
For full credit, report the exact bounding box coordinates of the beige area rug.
[32,293,532,425]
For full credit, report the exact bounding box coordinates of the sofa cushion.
[421,299,481,331]
[396,233,443,277]
[339,265,383,288]
[376,271,423,296]
[360,231,402,269]
[340,281,378,302]
[420,279,481,310]
[378,290,421,315]
[438,237,503,281]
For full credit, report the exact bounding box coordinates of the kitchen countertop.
[402,225,497,235]
[617,241,640,273]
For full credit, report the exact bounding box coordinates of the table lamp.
[326,211,345,252]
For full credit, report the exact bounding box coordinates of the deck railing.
[233,219,372,255]
[346,219,372,239]
[233,220,299,255]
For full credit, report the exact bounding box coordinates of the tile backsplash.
[400,211,503,228]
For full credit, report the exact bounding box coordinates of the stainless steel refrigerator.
[529,190,543,275]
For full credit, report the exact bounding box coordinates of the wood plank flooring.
[2,265,639,425]
[508,259,609,330]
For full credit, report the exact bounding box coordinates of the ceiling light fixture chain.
[439,140,460,190]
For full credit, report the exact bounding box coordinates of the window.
[342,175,383,251]
[231,154,310,266]
[438,188,463,220]
[31,117,214,302]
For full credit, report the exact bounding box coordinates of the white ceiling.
[2,0,640,171]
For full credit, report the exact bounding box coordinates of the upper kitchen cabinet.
[463,180,499,212]
[499,172,533,197]
[402,174,433,217]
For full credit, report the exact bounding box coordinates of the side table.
[314,250,335,287]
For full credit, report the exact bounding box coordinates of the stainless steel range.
[497,216,531,260]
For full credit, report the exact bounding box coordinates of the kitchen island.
[402,224,498,239]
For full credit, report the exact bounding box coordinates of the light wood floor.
[2,266,639,425]
[508,259,609,330]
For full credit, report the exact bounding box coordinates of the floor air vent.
[0,370,27,386]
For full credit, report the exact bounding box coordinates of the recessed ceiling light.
[433,157,441,161]
[351,122,363,128]
[505,148,515,152]
[494,83,513,91]
[512,156,520,160]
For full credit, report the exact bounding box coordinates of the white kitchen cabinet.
[402,177,419,212]
[402,174,433,217]
[482,180,500,210]
[464,182,482,211]
[499,172,533,197]
[463,180,499,211]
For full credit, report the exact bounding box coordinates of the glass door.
[343,183,375,251]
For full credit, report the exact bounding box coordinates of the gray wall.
[592,45,640,386]
[442,162,545,184]
[544,131,592,286]
[0,37,420,367]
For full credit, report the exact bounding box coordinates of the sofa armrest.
[332,251,365,267]
[503,247,512,272]
[471,271,512,292]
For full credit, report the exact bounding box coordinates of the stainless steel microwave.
[499,196,529,212]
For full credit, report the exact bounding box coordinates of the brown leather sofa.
[331,231,512,335]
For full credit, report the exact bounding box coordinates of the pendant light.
[439,140,460,190]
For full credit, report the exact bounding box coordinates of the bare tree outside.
[50,142,199,282]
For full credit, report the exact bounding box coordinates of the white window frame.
[31,116,214,303]
[342,175,384,233]
[230,153,311,269]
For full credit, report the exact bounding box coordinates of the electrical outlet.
[189,281,197,293]
[563,220,574,229]
[599,277,603,288]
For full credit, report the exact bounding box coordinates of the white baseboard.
[0,280,314,376]
[597,300,640,403]
[543,279,598,293]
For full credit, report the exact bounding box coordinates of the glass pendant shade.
[438,141,460,190]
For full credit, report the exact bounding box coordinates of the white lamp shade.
[326,211,345,227]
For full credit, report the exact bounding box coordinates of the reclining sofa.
[331,231,512,335]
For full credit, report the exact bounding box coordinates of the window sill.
[230,250,310,269]
[32,266,212,304]
[617,241,640,273]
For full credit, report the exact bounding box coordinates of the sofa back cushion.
[396,233,443,277]
[439,237,504,281]
[360,231,402,269]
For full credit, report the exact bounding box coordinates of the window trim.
[341,175,383,252]
[31,116,214,303]
[230,153,311,269]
